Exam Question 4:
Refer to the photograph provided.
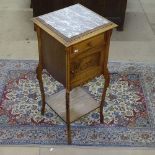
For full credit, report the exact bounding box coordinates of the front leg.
[100,68,110,123]
[66,91,72,144]
[36,63,46,115]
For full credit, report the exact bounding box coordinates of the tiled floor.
[0,0,155,154]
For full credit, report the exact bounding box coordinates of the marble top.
[37,4,111,40]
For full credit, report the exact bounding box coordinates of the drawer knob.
[71,70,75,74]
[73,49,79,54]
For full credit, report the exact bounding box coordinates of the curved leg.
[100,68,110,123]
[66,91,71,144]
[36,64,46,115]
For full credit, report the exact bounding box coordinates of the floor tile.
[39,146,155,155]
[151,23,155,35]
[0,10,35,42]
[0,147,39,155]
[140,0,155,23]
[146,13,155,24]
[111,12,155,41]
[109,41,155,63]
[0,40,38,60]
[0,0,31,9]
[140,0,155,2]
[140,0,155,13]
[126,0,143,13]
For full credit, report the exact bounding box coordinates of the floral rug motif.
[0,60,155,146]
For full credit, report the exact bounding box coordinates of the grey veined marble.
[38,4,111,39]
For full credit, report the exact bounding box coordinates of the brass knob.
[71,70,75,74]
[73,49,79,54]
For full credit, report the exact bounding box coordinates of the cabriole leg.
[100,68,110,123]
[36,64,46,115]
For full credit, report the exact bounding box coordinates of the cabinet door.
[70,33,105,89]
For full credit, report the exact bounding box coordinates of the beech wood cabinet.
[31,0,127,31]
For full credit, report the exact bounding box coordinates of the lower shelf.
[46,87,100,122]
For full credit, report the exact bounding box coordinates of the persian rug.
[0,59,155,147]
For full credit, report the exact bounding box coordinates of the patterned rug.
[0,60,155,147]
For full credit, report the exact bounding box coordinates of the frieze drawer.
[71,33,105,56]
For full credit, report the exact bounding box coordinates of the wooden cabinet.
[31,0,127,31]
[33,4,116,144]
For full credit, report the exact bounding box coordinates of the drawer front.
[70,47,104,89]
[71,33,105,56]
